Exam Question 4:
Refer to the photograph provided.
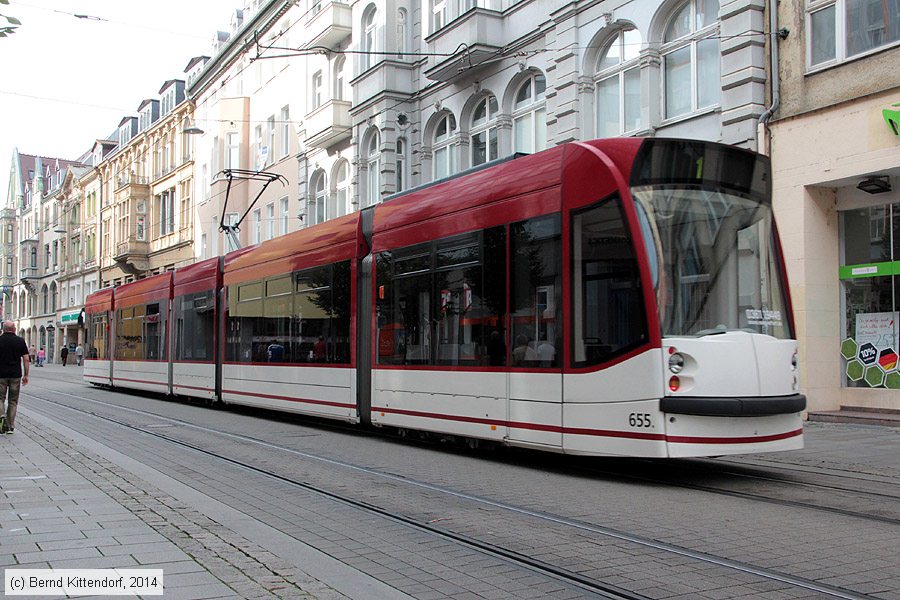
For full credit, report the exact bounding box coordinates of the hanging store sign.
[885,103,900,139]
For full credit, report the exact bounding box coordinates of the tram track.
[24,385,888,600]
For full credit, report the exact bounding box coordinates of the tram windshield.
[629,140,790,339]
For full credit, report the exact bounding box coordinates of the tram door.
[506,214,563,449]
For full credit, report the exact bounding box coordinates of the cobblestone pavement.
[5,364,900,600]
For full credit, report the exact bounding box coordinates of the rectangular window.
[87,312,109,360]
[281,197,289,235]
[225,262,351,364]
[266,203,275,240]
[511,216,561,368]
[226,132,239,169]
[267,116,275,164]
[571,197,646,367]
[174,291,216,361]
[280,106,290,157]
[376,228,507,366]
[252,209,261,244]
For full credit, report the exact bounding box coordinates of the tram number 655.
[629,413,652,428]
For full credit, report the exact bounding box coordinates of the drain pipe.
[757,0,787,155]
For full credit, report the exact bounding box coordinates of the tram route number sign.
[858,342,878,365]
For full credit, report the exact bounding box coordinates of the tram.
[85,137,805,458]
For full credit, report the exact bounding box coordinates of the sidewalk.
[0,418,358,599]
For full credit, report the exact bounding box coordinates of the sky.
[0,0,236,181]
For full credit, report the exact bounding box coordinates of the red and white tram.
[85,137,805,457]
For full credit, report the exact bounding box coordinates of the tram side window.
[511,215,561,368]
[225,261,351,364]
[376,228,506,367]
[115,307,136,360]
[144,302,166,360]
[571,196,647,367]
[175,291,215,361]
[87,313,108,360]
[377,243,433,365]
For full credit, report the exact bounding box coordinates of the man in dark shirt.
[0,320,30,434]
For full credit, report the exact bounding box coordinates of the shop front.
[771,91,900,413]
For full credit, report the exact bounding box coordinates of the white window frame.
[512,73,547,154]
[362,7,377,71]
[312,71,324,111]
[310,172,327,225]
[806,0,900,70]
[661,0,721,121]
[334,160,350,216]
[280,106,290,157]
[280,196,289,235]
[333,56,346,101]
[366,130,381,207]
[470,95,499,167]
[266,202,275,240]
[594,28,643,137]
[432,112,457,179]
[226,132,240,170]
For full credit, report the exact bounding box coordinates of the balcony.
[114,238,150,274]
[116,173,149,190]
[304,100,352,149]
[304,0,351,51]
[424,9,503,82]
[19,267,39,280]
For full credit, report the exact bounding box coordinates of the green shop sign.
[886,103,900,138]
[60,311,81,324]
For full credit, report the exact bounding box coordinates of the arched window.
[433,112,456,179]
[309,170,326,225]
[662,0,720,119]
[513,72,547,154]
[333,160,350,216]
[30,247,37,268]
[41,285,48,314]
[595,27,642,137]
[50,282,57,312]
[333,56,346,101]
[362,6,378,71]
[366,130,381,207]
[396,138,407,191]
[471,95,499,166]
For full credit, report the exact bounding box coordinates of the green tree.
[0,0,21,37]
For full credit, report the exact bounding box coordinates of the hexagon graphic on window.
[840,338,858,360]
[864,365,885,387]
[846,359,864,381]
[858,342,878,365]
[878,348,899,372]
[886,372,900,389]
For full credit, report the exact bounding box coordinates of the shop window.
[840,203,900,388]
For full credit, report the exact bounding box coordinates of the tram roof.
[85,287,114,314]
[223,212,361,285]
[173,256,221,297]
[114,271,173,308]
[372,145,567,250]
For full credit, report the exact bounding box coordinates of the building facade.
[769,1,900,413]
[185,0,768,257]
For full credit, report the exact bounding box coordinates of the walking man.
[75,344,83,366]
[60,345,69,366]
[0,321,30,434]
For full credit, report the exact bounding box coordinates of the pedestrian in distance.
[75,344,83,366]
[60,345,69,366]
[37,347,45,367]
[29,345,36,364]
[0,320,30,435]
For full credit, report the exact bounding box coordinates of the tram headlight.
[668,353,685,374]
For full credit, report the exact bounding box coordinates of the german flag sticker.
[878,348,898,372]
